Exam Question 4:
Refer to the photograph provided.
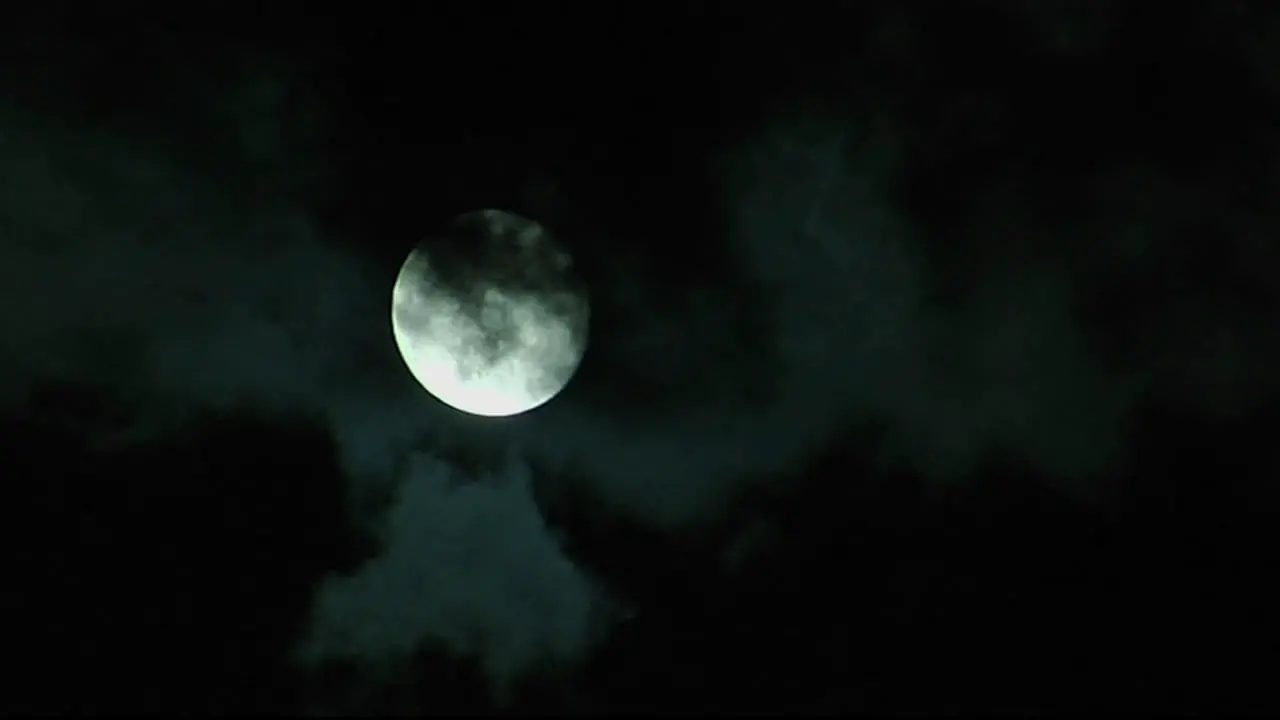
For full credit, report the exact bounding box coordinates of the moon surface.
[391,209,590,417]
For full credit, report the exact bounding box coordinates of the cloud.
[0,84,607,696]
[489,99,1279,527]
[4,35,1277,703]
[489,110,1123,527]
[295,453,606,694]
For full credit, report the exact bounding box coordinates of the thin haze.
[2,54,1278,696]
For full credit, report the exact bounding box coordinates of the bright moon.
[391,209,590,417]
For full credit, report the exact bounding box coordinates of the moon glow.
[391,209,590,417]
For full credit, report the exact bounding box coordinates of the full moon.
[390,209,590,417]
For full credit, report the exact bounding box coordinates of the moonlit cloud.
[4,28,1277,704]
[0,93,606,696]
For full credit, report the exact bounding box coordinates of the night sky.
[2,2,1279,714]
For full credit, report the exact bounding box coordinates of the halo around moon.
[391,209,589,417]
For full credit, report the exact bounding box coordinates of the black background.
[2,2,1279,714]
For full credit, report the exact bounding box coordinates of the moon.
[390,209,590,417]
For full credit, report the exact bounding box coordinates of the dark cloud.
[0,74,609,695]
[4,4,1279,709]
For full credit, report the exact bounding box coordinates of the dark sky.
[2,2,1279,714]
